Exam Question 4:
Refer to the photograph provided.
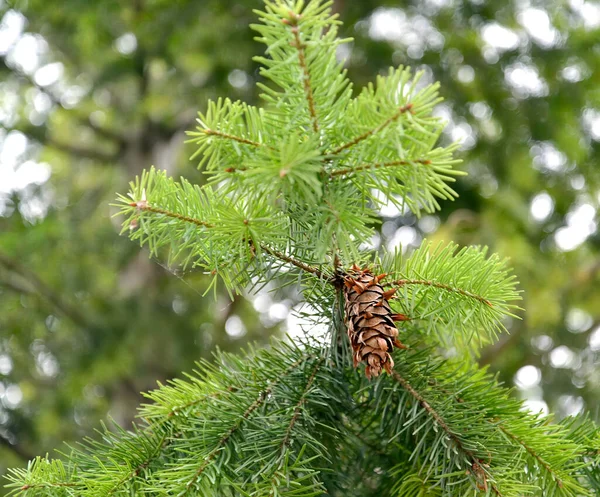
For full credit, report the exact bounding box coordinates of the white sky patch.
[530,141,567,173]
[531,334,553,352]
[0,354,13,375]
[570,175,585,190]
[418,215,440,234]
[558,395,585,417]
[286,304,329,343]
[480,22,520,51]
[8,32,44,74]
[32,89,53,114]
[561,61,587,83]
[433,103,476,150]
[514,365,542,389]
[368,8,445,56]
[469,101,492,120]
[554,202,596,251]
[3,384,23,409]
[569,0,600,29]
[582,108,600,141]
[370,188,406,217]
[456,65,475,84]
[0,10,26,55]
[34,62,64,87]
[36,350,59,378]
[504,62,549,98]
[529,192,554,222]
[225,315,247,338]
[549,345,578,368]
[228,69,249,89]
[268,301,290,322]
[521,399,549,416]
[0,160,51,193]
[114,32,137,55]
[450,121,476,150]
[387,226,419,253]
[566,308,593,333]
[518,8,560,48]
[589,326,600,351]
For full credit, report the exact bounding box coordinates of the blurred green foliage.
[0,0,599,489]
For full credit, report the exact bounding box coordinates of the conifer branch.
[183,355,311,494]
[281,359,324,450]
[132,202,329,280]
[329,158,432,178]
[133,204,214,228]
[391,370,501,496]
[105,430,168,497]
[330,103,414,155]
[260,245,331,281]
[19,482,80,491]
[288,19,320,133]
[201,128,265,148]
[184,390,270,493]
[390,278,493,307]
[496,423,564,489]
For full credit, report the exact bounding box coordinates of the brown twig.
[390,279,493,307]
[133,204,331,281]
[134,204,214,228]
[330,103,414,155]
[261,245,331,281]
[329,158,432,178]
[199,128,265,148]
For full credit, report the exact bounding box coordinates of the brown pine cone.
[343,265,408,379]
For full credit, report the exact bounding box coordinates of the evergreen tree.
[6,1,599,495]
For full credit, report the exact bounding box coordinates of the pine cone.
[343,265,408,379]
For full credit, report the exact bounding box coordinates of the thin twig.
[135,205,214,228]
[288,19,319,133]
[184,356,310,493]
[199,128,265,148]
[330,103,414,155]
[281,359,324,450]
[260,245,330,281]
[133,204,331,281]
[496,424,564,489]
[390,279,493,307]
[329,158,431,178]
[106,430,169,497]
[20,482,80,491]
[391,370,502,496]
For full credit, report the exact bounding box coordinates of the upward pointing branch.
[331,103,414,155]
[286,15,320,134]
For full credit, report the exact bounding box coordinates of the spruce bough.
[6,1,599,495]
